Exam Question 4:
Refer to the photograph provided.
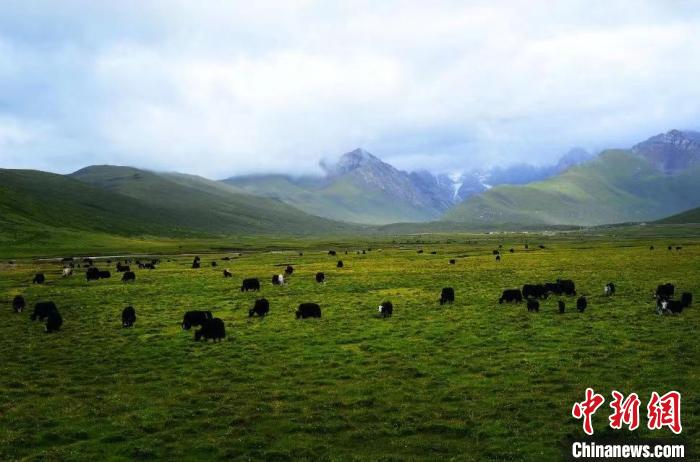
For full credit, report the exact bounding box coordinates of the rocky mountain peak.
[632,129,700,173]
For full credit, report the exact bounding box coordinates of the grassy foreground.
[1,232,698,461]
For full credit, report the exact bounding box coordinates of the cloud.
[0,0,699,177]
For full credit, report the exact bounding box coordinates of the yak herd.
[10,245,695,339]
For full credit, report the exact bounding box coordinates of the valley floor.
[1,230,698,460]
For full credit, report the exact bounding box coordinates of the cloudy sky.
[1,0,699,178]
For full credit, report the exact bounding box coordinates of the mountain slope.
[69,165,352,235]
[0,169,186,237]
[224,149,444,224]
[655,206,700,224]
[443,150,700,226]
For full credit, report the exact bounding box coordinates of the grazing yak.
[211,261,217,267]
[241,278,261,292]
[495,255,501,262]
[296,303,321,319]
[681,292,693,307]
[31,301,58,321]
[272,274,284,285]
[315,272,325,283]
[604,283,616,296]
[284,265,294,275]
[31,301,62,332]
[558,300,565,313]
[576,297,587,313]
[195,318,226,342]
[116,263,130,273]
[223,269,233,278]
[655,283,675,300]
[122,306,136,327]
[509,248,514,253]
[544,282,563,296]
[45,309,63,333]
[62,267,73,277]
[328,250,337,256]
[33,273,45,284]
[86,267,101,281]
[649,246,654,250]
[499,289,523,304]
[182,310,213,330]
[122,271,136,282]
[249,298,270,317]
[522,284,547,299]
[378,301,393,318]
[658,299,684,315]
[12,295,25,313]
[440,287,455,305]
[449,259,456,265]
[192,258,201,269]
[527,299,540,312]
[417,250,424,254]
[98,270,111,279]
[557,279,577,296]
[337,260,344,268]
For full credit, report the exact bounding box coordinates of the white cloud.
[0,0,699,177]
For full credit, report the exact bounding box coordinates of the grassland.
[1,231,698,461]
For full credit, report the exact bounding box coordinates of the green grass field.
[1,231,698,460]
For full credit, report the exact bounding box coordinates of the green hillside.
[225,174,437,225]
[443,150,700,226]
[0,169,184,236]
[0,167,357,257]
[655,206,700,224]
[69,165,354,235]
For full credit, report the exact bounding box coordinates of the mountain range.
[1,129,700,250]
[224,147,595,224]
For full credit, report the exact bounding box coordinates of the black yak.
[378,301,393,318]
[122,271,136,282]
[195,318,225,341]
[12,295,25,313]
[86,267,100,281]
[296,303,321,319]
[122,306,136,327]
[577,296,588,313]
[241,278,261,292]
[655,283,675,300]
[440,287,455,305]
[249,298,270,317]
[499,289,523,304]
[182,310,213,330]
